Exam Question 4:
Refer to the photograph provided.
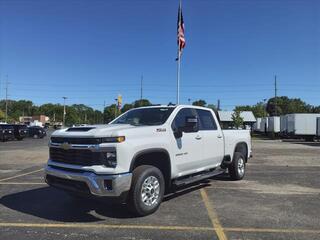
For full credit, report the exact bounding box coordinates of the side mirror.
[173,128,183,139]
[184,116,198,132]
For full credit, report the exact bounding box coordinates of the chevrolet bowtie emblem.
[61,142,70,150]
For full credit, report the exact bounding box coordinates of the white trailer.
[317,117,320,137]
[286,113,320,141]
[280,115,288,135]
[254,118,262,132]
[260,117,268,133]
[268,116,280,133]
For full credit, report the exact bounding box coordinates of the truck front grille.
[49,148,103,166]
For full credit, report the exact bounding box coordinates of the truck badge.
[61,142,70,150]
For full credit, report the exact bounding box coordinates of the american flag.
[177,1,185,56]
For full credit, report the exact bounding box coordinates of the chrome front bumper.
[45,165,132,197]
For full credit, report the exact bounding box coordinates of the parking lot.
[0,136,320,240]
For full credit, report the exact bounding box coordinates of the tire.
[229,152,246,180]
[127,165,165,216]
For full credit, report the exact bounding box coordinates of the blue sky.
[0,0,319,110]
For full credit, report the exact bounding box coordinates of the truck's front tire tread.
[127,165,165,216]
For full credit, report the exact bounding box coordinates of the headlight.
[101,136,125,143]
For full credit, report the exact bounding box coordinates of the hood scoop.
[66,127,96,132]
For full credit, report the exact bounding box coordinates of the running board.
[172,168,226,187]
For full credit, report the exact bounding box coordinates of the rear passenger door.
[196,109,224,168]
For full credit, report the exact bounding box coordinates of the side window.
[196,109,217,130]
[171,108,197,132]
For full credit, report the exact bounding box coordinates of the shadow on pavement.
[0,180,214,220]
[0,186,134,221]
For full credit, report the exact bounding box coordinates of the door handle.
[217,135,223,139]
[195,135,202,140]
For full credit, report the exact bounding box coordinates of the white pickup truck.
[45,105,252,216]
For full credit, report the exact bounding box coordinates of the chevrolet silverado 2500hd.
[45,105,252,216]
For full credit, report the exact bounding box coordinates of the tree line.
[0,99,154,125]
[1,96,319,125]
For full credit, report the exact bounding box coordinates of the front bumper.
[45,165,132,197]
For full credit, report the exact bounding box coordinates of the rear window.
[196,109,217,130]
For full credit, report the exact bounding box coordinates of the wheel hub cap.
[141,176,160,207]
[238,158,245,176]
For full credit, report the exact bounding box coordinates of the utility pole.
[217,99,221,111]
[274,75,277,116]
[140,75,143,101]
[114,98,118,119]
[62,96,67,127]
[5,75,9,123]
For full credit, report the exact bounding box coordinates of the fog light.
[104,180,113,190]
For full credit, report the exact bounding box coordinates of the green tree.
[207,104,217,111]
[122,103,134,113]
[192,99,206,107]
[0,109,5,121]
[266,96,311,116]
[133,99,152,108]
[232,110,244,129]
[104,104,118,123]
[235,102,267,118]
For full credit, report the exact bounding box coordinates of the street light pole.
[62,97,67,127]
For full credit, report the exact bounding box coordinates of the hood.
[51,124,138,138]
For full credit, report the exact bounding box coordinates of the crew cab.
[28,126,46,138]
[45,105,252,216]
[8,124,28,140]
[0,124,15,142]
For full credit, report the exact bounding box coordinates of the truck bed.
[222,129,251,159]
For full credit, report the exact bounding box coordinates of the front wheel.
[127,165,165,216]
[229,152,246,180]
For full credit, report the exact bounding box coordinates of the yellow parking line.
[0,182,46,185]
[0,222,319,235]
[0,168,44,182]
[200,188,228,240]
[224,227,320,234]
[0,222,213,231]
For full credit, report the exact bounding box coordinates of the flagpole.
[177,51,181,105]
[176,0,182,105]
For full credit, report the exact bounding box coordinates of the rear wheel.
[229,152,246,180]
[127,165,165,216]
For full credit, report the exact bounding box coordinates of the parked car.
[28,126,46,138]
[45,105,252,216]
[0,124,15,142]
[8,124,28,140]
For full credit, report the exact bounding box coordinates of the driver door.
[171,108,203,176]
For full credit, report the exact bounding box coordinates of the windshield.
[112,107,175,126]
[0,125,14,129]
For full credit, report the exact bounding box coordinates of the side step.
[172,168,226,188]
